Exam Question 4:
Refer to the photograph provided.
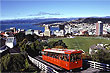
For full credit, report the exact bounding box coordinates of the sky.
[1,0,110,20]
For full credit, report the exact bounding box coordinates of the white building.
[21,29,25,32]
[53,30,64,36]
[39,33,44,36]
[65,25,72,34]
[18,29,25,32]
[18,29,21,33]
[25,29,34,35]
[34,30,41,35]
[10,27,16,33]
[5,37,17,48]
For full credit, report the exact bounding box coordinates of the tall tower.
[96,21,103,36]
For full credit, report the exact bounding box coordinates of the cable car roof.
[43,48,83,54]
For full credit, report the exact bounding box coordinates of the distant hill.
[75,18,110,24]
[0,18,77,24]
[1,17,110,24]
[34,21,65,25]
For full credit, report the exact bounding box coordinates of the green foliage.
[30,43,36,49]
[0,53,30,72]
[15,32,25,42]
[92,49,110,64]
[54,40,67,48]
[0,54,10,71]
[15,32,39,43]
[35,40,40,45]
[18,38,44,57]
[47,41,56,48]
[19,39,28,52]
[26,41,44,57]
[25,58,29,69]
[47,40,67,49]
[25,34,39,42]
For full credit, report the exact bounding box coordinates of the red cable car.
[42,48,83,70]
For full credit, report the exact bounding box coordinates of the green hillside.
[49,37,110,52]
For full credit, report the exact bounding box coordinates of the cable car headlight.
[75,62,78,64]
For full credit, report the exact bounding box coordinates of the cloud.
[28,12,62,16]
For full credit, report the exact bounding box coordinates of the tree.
[19,39,28,52]
[25,34,35,42]
[0,53,30,72]
[47,41,56,48]
[92,49,110,64]
[39,42,48,49]
[55,46,64,49]
[25,34,39,42]
[53,40,67,48]
[47,40,67,49]
[26,41,44,57]
[35,40,40,45]
[25,58,29,69]
[15,32,25,42]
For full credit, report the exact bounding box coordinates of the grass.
[49,36,110,53]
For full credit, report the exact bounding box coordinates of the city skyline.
[1,0,110,20]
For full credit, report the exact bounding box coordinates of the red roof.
[0,32,5,35]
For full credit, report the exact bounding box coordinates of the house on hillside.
[53,30,64,36]
[89,44,105,55]
[34,30,41,36]
[25,29,34,35]
[64,24,72,35]
[5,35,17,48]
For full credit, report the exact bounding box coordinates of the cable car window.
[59,54,62,60]
[76,53,81,60]
[70,53,81,62]
[55,53,58,59]
[52,53,54,58]
[50,52,52,57]
[62,54,69,61]
[47,52,50,56]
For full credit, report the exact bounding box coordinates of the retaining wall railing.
[28,55,59,73]
[84,60,110,71]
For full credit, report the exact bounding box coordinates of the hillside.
[75,18,110,24]
[33,21,65,25]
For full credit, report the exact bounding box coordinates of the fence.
[28,55,59,73]
[84,60,110,71]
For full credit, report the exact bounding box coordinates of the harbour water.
[0,23,59,32]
